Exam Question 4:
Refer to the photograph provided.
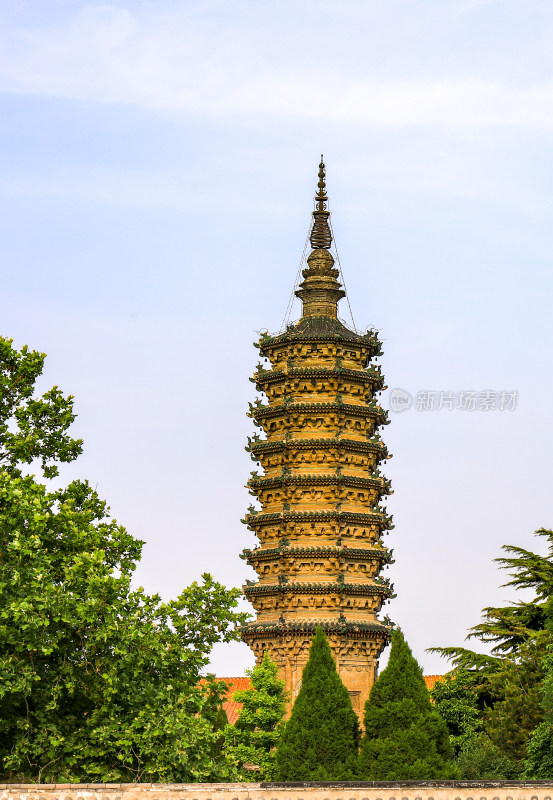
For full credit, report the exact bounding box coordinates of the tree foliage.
[223,652,286,780]
[276,626,359,780]
[524,598,553,778]
[359,629,455,780]
[456,736,522,780]
[0,337,248,782]
[430,529,553,775]
[430,668,524,778]
[0,338,82,478]
[430,669,482,756]
[430,529,553,670]
[483,635,547,768]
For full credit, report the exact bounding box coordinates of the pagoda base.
[241,621,390,720]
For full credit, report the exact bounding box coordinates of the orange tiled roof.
[218,676,252,725]
[217,675,444,723]
[424,674,444,692]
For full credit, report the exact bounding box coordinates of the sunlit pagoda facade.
[241,159,394,716]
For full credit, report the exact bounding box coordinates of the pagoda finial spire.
[310,155,333,250]
[295,156,344,319]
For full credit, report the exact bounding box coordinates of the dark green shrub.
[276,626,359,780]
[360,628,456,779]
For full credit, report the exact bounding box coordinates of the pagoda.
[241,158,394,716]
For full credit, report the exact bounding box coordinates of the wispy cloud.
[1,3,553,130]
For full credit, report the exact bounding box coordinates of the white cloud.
[1,3,553,130]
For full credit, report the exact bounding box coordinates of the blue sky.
[2,0,553,675]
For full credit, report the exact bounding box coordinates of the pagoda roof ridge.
[243,545,391,561]
[243,508,394,530]
[240,619,391,635]
[247,437,390,456]
[249,400,389,423]
[253,365,384,387]
[247,473,391,491]
[243,580,394,597]
[257,317,382,351]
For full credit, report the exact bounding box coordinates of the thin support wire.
[328,215,357,332]
[281,224,311,331]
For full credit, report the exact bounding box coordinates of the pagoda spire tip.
[310,156,332,250]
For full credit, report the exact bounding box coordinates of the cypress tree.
[359,628,456,780]
[276,626,359,780]
[223,652,286,780]
[524,597,553,777]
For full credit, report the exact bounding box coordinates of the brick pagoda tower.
[241,158,394,716]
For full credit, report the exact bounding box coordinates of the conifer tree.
[430,528,553,774]
[524,597,553,777]
[223,653,286,781]
[276,626,359,780]
[359,628,456,780]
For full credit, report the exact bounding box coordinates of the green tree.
[524,598,553,778]
[359,628,455,780]
[430,669,482,756]
[525,724,553,778]
[430,530,553,670]
[456,736,521,780]
[430,529,553,773]
[483,635,546,769]
[0,337,248,782]
[0,337,82,478]
[223,652,287,780]
[430,670,523,779]
[276,626,359,780]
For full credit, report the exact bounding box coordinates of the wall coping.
[1,782,553,788]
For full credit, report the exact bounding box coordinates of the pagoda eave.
[248,474,390,492]
[256,320,382,355]
[247,437,390,458]
[240,621,391,639]
[253,366,385,391]
[243,581,394,598]
[242,545,392,564]
[250,401,388,424]
[244,509,394,530]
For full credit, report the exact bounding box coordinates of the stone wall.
[1,782,553,800]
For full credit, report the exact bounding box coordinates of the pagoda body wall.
[241,322,394,717]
